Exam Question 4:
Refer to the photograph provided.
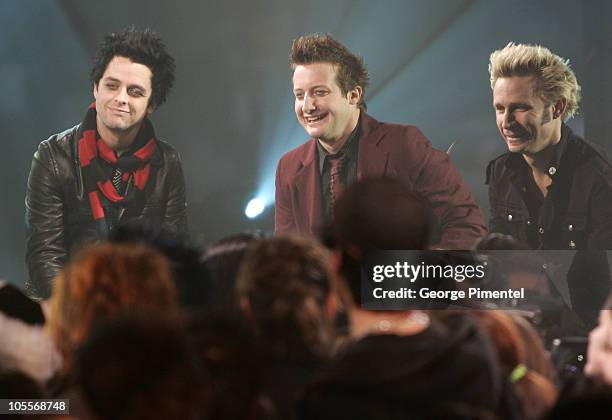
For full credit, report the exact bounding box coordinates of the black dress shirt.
[487,124,612,250]
[317,122,361,220]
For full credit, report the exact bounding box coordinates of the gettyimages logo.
[371,261,486,283]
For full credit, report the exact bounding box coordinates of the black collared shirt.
[317,122,361,220]
[487,124,612,250]
[503,133,568,248]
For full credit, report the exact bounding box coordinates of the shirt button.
[507,214,513,222]
[569,240,576,249]
[526,220,531,225]
[568,224,574,232]
[549,167,557,175]
[538,227,545,234]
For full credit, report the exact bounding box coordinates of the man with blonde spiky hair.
[486,42,612,249]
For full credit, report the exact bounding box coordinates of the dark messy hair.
[236,235,335,360]
[90,26,175,109]
[290,33,370,110]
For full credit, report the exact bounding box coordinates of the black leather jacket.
[25,125,189,298]
[486,124,612,250]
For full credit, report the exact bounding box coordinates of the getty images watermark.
[360,250,527,310]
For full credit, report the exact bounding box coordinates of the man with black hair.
[25,27,187,299]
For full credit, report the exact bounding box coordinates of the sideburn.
[540,107,553,125]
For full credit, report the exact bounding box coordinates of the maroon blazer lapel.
[292,140,324,234]
[357,113,390,179]
[288,113,387,235]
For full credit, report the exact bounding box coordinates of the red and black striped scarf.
[78,103,157,237]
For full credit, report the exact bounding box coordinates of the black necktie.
[328,154,346,217]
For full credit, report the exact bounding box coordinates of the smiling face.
[93,56,154,150]
[292,62,361,149]
[493,76,563,156]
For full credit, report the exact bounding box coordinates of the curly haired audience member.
[237,235,336,419]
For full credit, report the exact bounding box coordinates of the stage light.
[245,197,265,219]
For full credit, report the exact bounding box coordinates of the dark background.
[2,0,612,288]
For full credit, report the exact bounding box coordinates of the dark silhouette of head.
[75,315,206,420]
[330,177,431,304]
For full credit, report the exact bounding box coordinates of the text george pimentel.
[372,287,525,301]
[370,262,524,300]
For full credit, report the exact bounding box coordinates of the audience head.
[186,312,267,420]
[471,311,557,420]
[236,235,335,360]
[509,313,557,383]
[202,231,266,312]
[47,241,178,369]
[329,177,430,306]
[110,223,213,311]
[75,314,205,420]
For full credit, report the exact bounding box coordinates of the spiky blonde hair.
[489,42,581,121]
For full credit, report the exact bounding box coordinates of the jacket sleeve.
[407,128,488,249]
[25,142,66,299]
[274,157,296,233]
[162,150,189,239]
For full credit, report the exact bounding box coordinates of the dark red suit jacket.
[274,113,487,249]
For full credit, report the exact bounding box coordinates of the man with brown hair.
[275,33,486,249]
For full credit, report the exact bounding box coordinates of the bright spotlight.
[245,197,265,219]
